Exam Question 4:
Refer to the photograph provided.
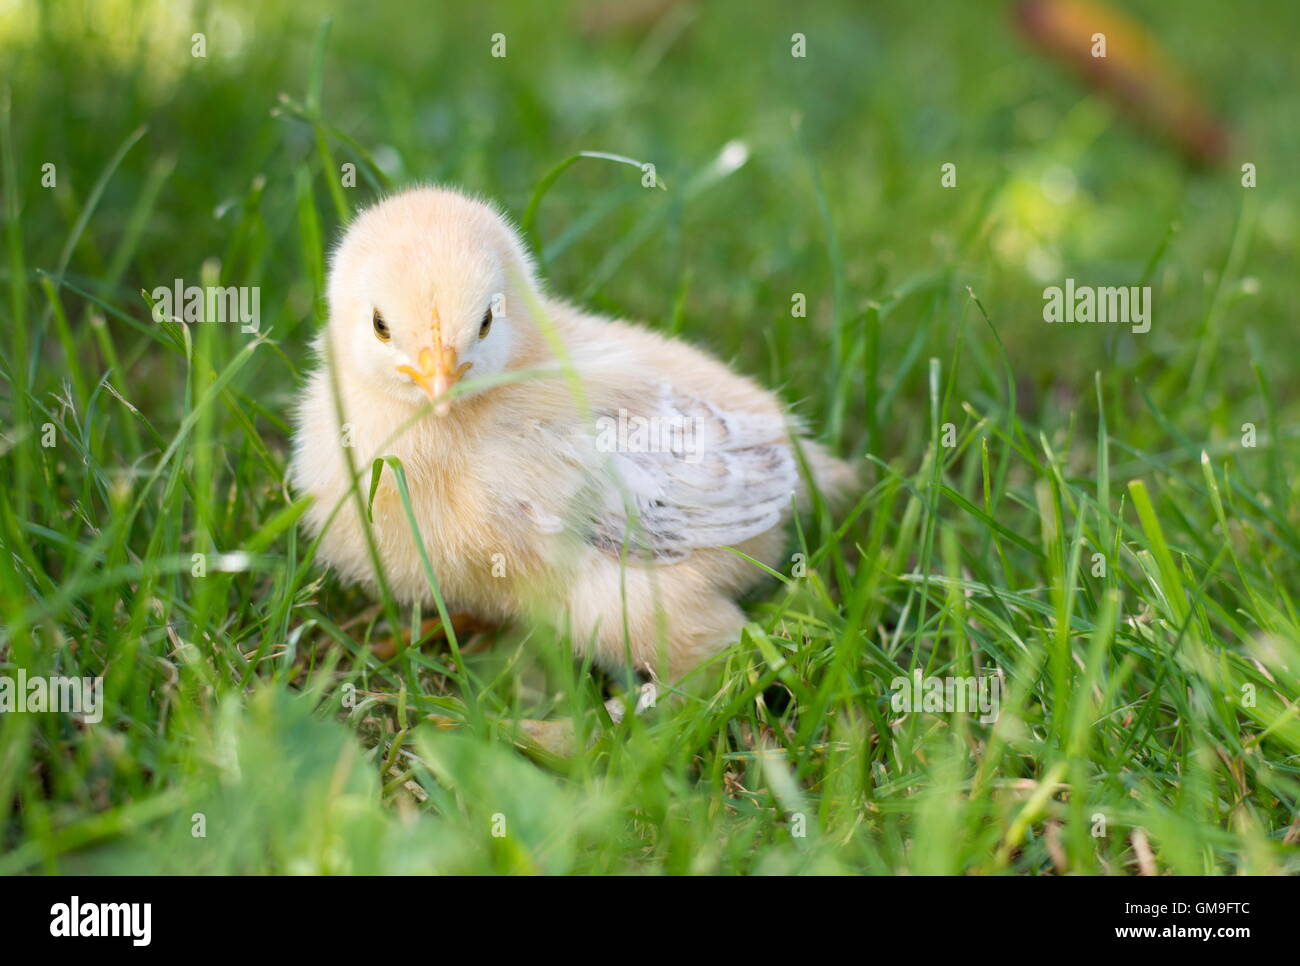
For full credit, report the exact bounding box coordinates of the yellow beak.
[395,311,473,414]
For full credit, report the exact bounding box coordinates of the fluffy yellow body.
[291,188,855,680]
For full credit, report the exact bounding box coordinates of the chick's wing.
[585,384,797,563]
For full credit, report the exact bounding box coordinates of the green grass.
[1,0,1298,874]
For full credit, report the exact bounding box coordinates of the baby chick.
[291,186,856,682]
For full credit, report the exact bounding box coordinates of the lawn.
[1,0,1297,874]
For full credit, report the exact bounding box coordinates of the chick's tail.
[795,439,860,513]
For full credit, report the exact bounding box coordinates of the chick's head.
[326,186,539,414]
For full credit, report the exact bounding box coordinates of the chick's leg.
[370,612,494,660]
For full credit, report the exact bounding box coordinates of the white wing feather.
[586,386,797,562]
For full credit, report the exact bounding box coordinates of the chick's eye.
[479,308,493,340]
[373,309,390,342]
